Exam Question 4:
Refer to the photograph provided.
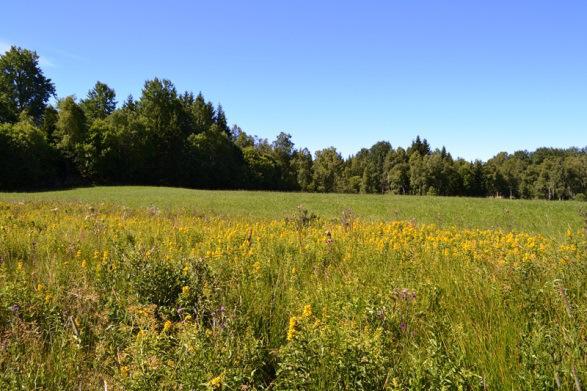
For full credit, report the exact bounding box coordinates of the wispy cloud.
[0,40,11,54]
[0,38,56,67]
[52,48,88,63]
[38,56,55,68]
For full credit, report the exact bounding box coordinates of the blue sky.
[2,0,586,160]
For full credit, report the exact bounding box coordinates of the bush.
[0,119,57,190]
[132,257,217,323]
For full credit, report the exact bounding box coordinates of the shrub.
[132,257,217,323]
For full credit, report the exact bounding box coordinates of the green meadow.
[0,187,585,389]
[0,186,584,239]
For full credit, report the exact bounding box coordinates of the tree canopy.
[0,46,585,199]
[0,46,55,123]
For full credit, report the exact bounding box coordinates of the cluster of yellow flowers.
[1,201,585,389]
[208,373,224,389]
[287,304,313,341]
[3,203,584,290]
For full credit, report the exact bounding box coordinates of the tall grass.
[0,186,584,240]
[0,200,585,389]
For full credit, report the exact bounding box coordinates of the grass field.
[0,186,585,240]
[0,187,585,389]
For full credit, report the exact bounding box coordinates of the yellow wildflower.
[208,373,224,389]
[162,320,173,333]
[287,316,298,341]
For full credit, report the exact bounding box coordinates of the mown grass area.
[0,189,585,389]
[0,186,584,240]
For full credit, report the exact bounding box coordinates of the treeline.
[1,46,586,199]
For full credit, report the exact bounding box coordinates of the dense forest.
[1,46,586,199]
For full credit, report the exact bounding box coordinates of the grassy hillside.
[0,186,584,239]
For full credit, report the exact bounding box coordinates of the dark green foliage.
[0,115,56,189]
[80,81,116,124]
[459,159,486,196]
[83,114,147,183]
[0,46,586,198]
[272,132,298,190]
[407,135,431,156]
[214,104,230,136]
[0,46,55,123]
[40,105,58,142]
[54,97,87,156]
[134,260,182,307]
[312,147,344,192]
[185,124,245,188]
[291,148,313,191]
[132,257,216,323]
[241,146,281,189]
